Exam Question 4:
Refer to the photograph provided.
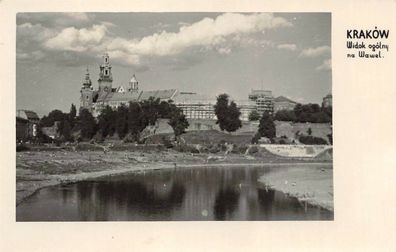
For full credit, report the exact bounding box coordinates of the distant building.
[172,92,216,120]
[16,110,39,141]
[322,93,332,108]
[80,53,178,117]
[273,96,297,112]
[237,100,257,121]
[248,89,274,115]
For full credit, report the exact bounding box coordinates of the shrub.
[209,145,220,153]
[251,133,260,144]
[231,145,248,154]
[219,143,227,151]
[16,144,30,152]
[299,136,328,145]
[162,136,174,148]
[247,146,259,154]
[174,144,199,153]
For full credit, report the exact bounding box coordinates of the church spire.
[82,67,92,88]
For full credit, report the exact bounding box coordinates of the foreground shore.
[258,164,333,211]
[16,146,333,210]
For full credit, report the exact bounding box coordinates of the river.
[16,165,333,221]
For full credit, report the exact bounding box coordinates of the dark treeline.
[38,97,189,143]
[274,104,332,123]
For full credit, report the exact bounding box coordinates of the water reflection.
[214,187,240,220]
[17,166,333,221]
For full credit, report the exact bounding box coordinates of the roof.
[95,89,177,103]
[274,96,297,104]
[172,91,216,104]
[17,110,39,121]
[249,90,272,96]
[139,89,177,101]
[108,92,141,102]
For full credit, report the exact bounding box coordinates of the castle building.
[80,53,177,117]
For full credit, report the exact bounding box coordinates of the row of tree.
[39,98,189,143]
[247,103,332,123]
[274,104,332,123]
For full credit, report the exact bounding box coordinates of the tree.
[214,94,242,133]
[116,104,129,139]
[78,108,97,140]
[140,96,161,126]
[68,104,77,128]
[61,120,72,141]
[159,100,172,118]
[40,109,65,127]
[293,103,331,123]
[127,102,146,141]
[225,101,242,132]
[214,94,229,131]
[168,105,189,140]
[274,109,297,121]
[258,112,276,139]
[97,106,116,138]
[248,110,260,121]
[307,127,312,136]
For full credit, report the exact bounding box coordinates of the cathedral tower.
[98,53,113,94]
[129,74,139,93]
[80,67,94,112]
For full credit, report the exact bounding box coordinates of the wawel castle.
[80,53,297,121]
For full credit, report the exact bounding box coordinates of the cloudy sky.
[16,12,331,116]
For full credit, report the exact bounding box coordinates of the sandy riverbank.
[16,149,332,208]
[258,164,333,211]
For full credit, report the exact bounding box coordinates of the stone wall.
[260,144,332,158]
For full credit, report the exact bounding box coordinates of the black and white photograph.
[15,12,333,221]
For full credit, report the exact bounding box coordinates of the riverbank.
[16,148,332,209]
[258,164,333,211]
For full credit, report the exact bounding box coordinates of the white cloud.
[316,59,332,71]
[217,47,231,55]
[300,45,331,58]
[277,43,297,51]
[17,50,45,61]
[18,13,96,28]
[18,13,292,67]
[17,23,55,42]
[105,12,291,59]
[44,24,108,52]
